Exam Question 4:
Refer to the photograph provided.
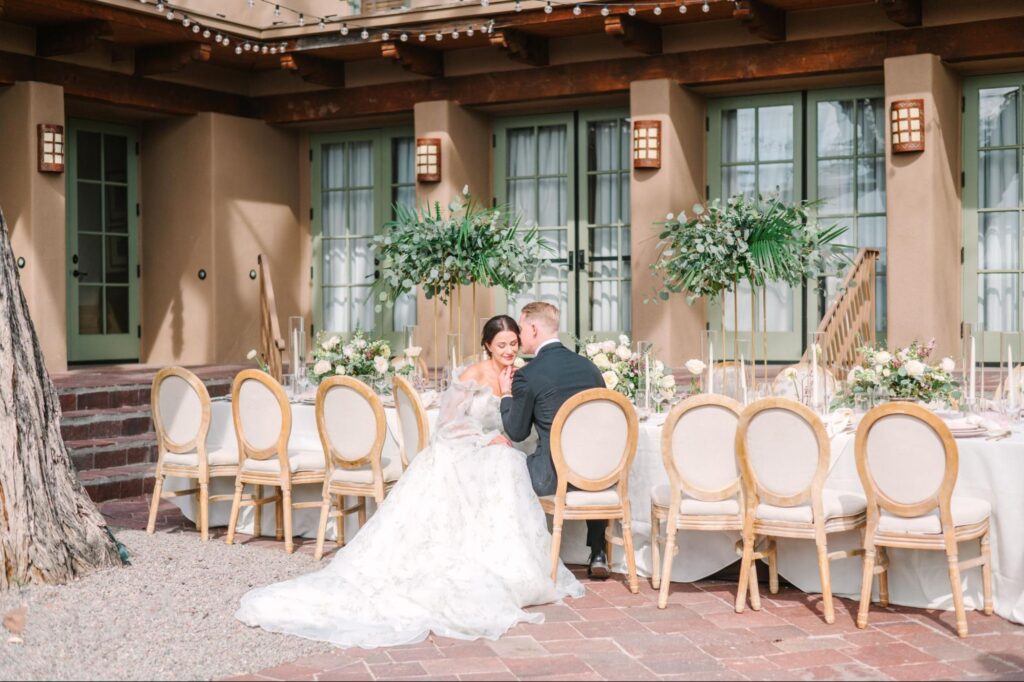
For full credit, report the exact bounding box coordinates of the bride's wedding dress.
[235,370,584,648]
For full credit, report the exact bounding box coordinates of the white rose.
[379,345,391,358]
[602,371,619,390]
[685,359,706,375]
[660,375,676,389]
[513,357,526,369]
[846,367,861,384]
[322,336,340,350]
[875,351,892,365]
[940,357,955,373]
[593,354,612,370]
[585,342,601,357]
[342,345,354,358]
[661,387,676,401]
[874,365,884,374]
[405,346,422,358]
[905,360,926,377]
[619,334,630,346]
[615,345,632,362]
[665,212,674,221]
[246,349,258,361]
[354,338,367,349]
[654,360,665,374]
[882,368,891,377]
[374,356,389,375]
[335,365,347,375]
[313,360,332,376]
[601,340,617,353]
[784,367,799,380]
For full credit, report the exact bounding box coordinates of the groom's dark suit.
[500,341,607,549]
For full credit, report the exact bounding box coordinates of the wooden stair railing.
[257,254,286,382]
[803,248,881,374]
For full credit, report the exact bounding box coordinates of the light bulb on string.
[192,24,201,33]
[270,46,277,54]
[235,45,242,54]
[340,23,349,35]
[573,4,581,14]
[481,0,489,6]
[466,26,474,36]
[382,31,390,40]
[514,0,522,11]
[298,13,305,27]
[155,2,163,11]
[280,42,287,51]
[215,33,223,43]
[452,29,459,39]
[166,10,175,20]
[319,18,326,30]
[419,33,426,41]
[361,28,370,39]
[600,5,610,16]
[702,0,709,11]
[261,45,269,54]
[679,3,687,13]
[544,1,552,13]
[435,32,443,41]
[244,42,252,51]
[223,36,230,46]
[202,28,211,38]
[653,4,662,14]
[400,33,408,41]
[182,17,190,27]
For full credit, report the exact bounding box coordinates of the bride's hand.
[489,434,513,447]
[498,366,515,396]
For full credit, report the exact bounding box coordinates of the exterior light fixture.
[38,124,65,173]
[632,120,661,169]
[416,138,442,182]
[890,99,925,153]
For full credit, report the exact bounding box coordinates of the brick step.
[65,433,158,472]
[78,463,156,503]
[57,375,234,413]
[60,405,153,442]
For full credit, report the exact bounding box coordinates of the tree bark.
[0,207,120,589]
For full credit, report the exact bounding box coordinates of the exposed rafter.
[134,43,211,77]
[35,20,112,57]
[380,41,443,77]
[732,0,786,42]
[489,28,548,67]
[603,15,661,56]
[280,52,345,87]
[880,0,922,27]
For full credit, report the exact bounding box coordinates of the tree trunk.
[0,207,120,589]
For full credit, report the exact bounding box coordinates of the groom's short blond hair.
[520,302,560,333]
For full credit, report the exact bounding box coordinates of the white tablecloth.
[167,404,1023,624]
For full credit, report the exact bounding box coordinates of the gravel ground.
[0,528,334,681]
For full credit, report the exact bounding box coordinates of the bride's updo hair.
[481,315,520,355]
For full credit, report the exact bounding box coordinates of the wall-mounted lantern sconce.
[890,99,924,153]
[415,138,441,183]
[632,120,662,169]
[38,124,65,173]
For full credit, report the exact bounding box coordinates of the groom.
[498,302,610,579]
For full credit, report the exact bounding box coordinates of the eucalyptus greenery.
[651,194,850,304]
[372,190,548,308]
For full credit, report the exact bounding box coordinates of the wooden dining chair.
[147,367,238,541]
[313,376,399,560]
[392,375,431,470]
[225,369,326,554]
[855,402,993,637]
[540,388,641,593]
[651,394,747,609]
[735,398,867,623]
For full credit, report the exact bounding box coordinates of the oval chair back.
[392,375,430,468]
[855,402,958,520]
[551,388,639,495]
[661,394,743,503]
[152,366,211,464]
[736,398,829,510]
[316,376,387,474]
[232,369,291,468]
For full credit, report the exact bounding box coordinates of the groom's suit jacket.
[500,342,605,497]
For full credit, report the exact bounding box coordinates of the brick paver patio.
[103,496,1024,681]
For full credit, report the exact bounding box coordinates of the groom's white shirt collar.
[535,338,562,355]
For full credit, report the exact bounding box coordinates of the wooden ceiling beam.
[253,16,1024,123]
[489,28,548,67]
[604,15,661,56]
[134,42,211,77]
[880,0,922,28]
[280,52,345,87]
[732,0,786,42]
[380,41,443,77]
[36,20,113,57]
[0,49,250,117]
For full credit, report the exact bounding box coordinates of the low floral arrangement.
[834,340,961,407]
[245,348,271,374]
[683,358,706,393]
[578,334,676,404]
[307,330,417,386]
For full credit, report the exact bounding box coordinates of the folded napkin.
[964,413,1012,438]
[827,408,854,437]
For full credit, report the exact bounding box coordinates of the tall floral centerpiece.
[834,340,961,408]
[372,188,547,370]
[652,194,848,385]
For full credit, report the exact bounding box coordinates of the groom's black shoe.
[588,550,610,580]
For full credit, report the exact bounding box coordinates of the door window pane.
[979,149,1020,209]
[106,185,128,233]
[78,183,102,233]
[105,236,130,283]
[105,287,130,334]
[980,273,1018,331]
[978,211,1019,271]
[78,234,103,284]
[979,87,1018,148]
[817,100,855,157]
[758,106,794,161]
[722,109,755,163]
[104,134,128,183]
[78,286,102,334]
[77,131,101,180]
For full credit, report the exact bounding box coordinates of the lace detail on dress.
[235,369,583,648]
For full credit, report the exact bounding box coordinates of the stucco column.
[413,100,491,367]
[884,54,961,358]
[629,79,706,367]
[0,82,67,373]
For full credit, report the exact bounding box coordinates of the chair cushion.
[164,448,238,468]
[651,484,742,516]
[330,457,402,485]
[756,490,867,524]
[241,450,325,474]
[878,497,992,534]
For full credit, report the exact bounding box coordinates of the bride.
[235,315,584,648]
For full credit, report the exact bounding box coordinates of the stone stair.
[54,365,245,503]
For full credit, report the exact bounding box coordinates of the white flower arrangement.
[835,340,961,408]
[578,334,673,403]
[307,329,414,387]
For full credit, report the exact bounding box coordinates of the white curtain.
[588,119,630,333]
[391,137,417,333]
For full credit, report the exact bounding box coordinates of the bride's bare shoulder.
[460,362,490,383]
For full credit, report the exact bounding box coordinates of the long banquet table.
[166,401,1024,625]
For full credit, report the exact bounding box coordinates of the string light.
[400,32,408,41]
[435,31,443,40]
[680,3,688,12]
[235,45,242,54]
[627,5,636,15]
[514,0,522,11]
[481,0,489,6]
[653,4,662,14]
[452,29,459,38]
[270,46,277,53]
[244,42,252,51]
[419,33,426,41]
[466,26,474,36]
[202,28,211,37]
[340,23,349,35]
[319,17,326,30]
[573,4,581,14]
[600,5,610,16]
[181,17,190,26]
[361,28,370,39]
[215,33,223,43]
[298,13,305,26]
[155,1,163,10]
[192,23,201,33]
[702,0,710,11]
[544,0,553,13]
[222,36,230,46]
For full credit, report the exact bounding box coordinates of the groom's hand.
[499,366,515,397]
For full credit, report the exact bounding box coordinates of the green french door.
[311,127,415,346]
[66,120,139,363]
[493,110,631,342]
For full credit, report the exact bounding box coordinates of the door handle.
[576,249,586,272]
[567,251,575,271]
[73,270,88,279]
